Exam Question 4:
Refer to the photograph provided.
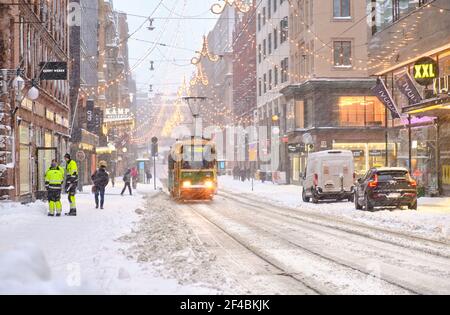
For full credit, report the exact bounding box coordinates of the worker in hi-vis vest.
[45,159,65,217]
[64,153,79,216]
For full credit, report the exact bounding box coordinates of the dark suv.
[355,167,418,211]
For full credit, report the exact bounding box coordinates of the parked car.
[302,150,355,203]
[354,167,418,211]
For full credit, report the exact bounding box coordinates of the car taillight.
[313,174,318,186]
[368,174,378,188]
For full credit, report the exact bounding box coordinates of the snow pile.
[0,245,75,295]
[121,192,236,294]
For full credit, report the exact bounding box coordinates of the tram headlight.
[182,181,192,188]
[204,181,214,189]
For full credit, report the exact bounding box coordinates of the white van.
[302,150,355,203]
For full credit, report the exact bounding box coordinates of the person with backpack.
[91,161,110,209]
[121,168,132,196]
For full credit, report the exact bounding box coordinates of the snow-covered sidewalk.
[0,180,214,295]
[219,176,450,241]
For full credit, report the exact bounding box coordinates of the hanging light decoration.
[191,35,220,65]
[211,0,251,15]
[190,63,209,86]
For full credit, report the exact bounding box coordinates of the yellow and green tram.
[168,138,218,201]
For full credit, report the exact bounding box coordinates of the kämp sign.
[39,62,67,80]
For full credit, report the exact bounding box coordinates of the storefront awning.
[403,97,450,118]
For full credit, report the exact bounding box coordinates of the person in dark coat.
[240,168,246,182]
[92,163,110,209]
[121,169,132,196]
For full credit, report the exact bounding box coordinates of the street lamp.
[183,96,207,137]
[183,96,207,119]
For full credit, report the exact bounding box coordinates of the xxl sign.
[413,57,439,86]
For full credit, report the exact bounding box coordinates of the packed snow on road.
[0,175,449,295]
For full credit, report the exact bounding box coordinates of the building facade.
[0,0,71,202]
[280,0,386,184]
[232,1,257,172]
[367,0,450,195]
[69,0,100,188]
[192,5,235,129]
[256,0,291,178]
[97,1,134,176]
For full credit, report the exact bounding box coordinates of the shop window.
[338,96,386,127]
[304,99,314,128]
[19,124,31,195]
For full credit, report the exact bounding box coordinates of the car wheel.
[408,200,418,210]
[365,194,374,211]
[355,193,363,210]
[312,195,319,204]
[302,188,310,203]
[348,194,355,203]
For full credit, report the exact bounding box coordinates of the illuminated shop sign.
[413,57,439,86]
[433,75,449,95]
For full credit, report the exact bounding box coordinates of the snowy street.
[1,168,449,295]
[0,180,217,295]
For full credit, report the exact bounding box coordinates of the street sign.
[76,150,86,162]
[151,143,158,157]
[39,62,68,80]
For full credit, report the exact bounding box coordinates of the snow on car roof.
[375,167,409,172]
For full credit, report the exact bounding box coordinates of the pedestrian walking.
[131,167,139,189]
[45,159,65,217]
[110,167,116,188]
[64,154,78,216]
[121,169,132,196]
[240,168,246,182]
[92,161,110,209]
[146,169,152,184]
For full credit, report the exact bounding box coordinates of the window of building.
[263,7,266,25]
[338,96,386,127]
[274,0,277,12]
[258,79,262,96]
[273,28,278,50]
[371,0,429,34]
[258,44,262,63]
[269,70,273,90]
[263,39,267,58]
[281,58,289,83]
[268,33,272,55]
[268,0,271,19]
[280,17,288,43]
[333,0,351,18]
[274,66,278,87]
[333,41,352,67]
[263,74,267,93]
[258,13,261,31]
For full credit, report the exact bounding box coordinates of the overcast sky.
[112,0,221,95]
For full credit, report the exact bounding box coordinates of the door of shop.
[36,147,57,200]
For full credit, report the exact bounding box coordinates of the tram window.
[168,155,175,170]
